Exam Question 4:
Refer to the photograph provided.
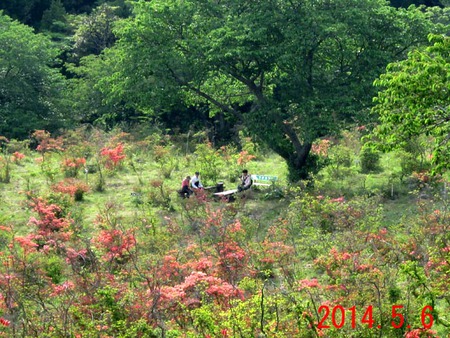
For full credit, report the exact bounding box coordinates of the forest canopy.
[0,0,449,179]
[82,0,436,180]
[0,13,70,138]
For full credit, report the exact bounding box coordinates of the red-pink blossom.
[298,278,320,290]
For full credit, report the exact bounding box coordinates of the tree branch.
[167,67,243,121]
[228,66,265,102]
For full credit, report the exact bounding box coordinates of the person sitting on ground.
[237,169,252,192]
[190,172,204,191]
[180,175,193,198]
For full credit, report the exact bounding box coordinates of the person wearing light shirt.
[237,169,252,192]
[190,172,203,190]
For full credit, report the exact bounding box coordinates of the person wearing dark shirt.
[180,175,193,198]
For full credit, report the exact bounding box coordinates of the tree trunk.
[286,142,313,181]
[281,122,313,181]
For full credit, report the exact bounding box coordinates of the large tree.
[0,12,70,138]
[371,35,450,173]
[100,0,433,180]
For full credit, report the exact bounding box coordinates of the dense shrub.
[360,147,381,173]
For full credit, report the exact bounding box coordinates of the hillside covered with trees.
[1,0,450,337]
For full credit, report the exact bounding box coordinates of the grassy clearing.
[0,147,290,240]
[0,134,434,239]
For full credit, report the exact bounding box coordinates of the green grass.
[0,134,438,245]
[0,149,291,240]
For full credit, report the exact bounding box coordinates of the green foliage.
[261,186,285,201]
[0,13,71,138]
[360,147,382,173]
[66,54,126,128]
[193,142,225,185]
[93,0,434,181]
[146,180,173,210]
[73,187,85,201]
[0,157,11,184]
[371,34,450,173]
[397,150,431,181]
[40,0,69,33]
[44,255,65,284]
[0,0,42,26]
[190,305,219,336]
[93,170,106,192]
[95,286,126,322]
[151,143,179,179]
[37,157,60,184]
[45,191,73,215]
[325,144,355,179]
[330,145,353,169]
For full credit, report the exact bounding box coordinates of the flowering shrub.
[11,151,25,163]
[28,198,71,234]
[51,179,89,201]
[1,128,450,338]
[100,143,126,169]
[92,228,136,265]
[32,130,64,156]
[159,271,240,308]
[311,139,332,157]
[61,157,86,177]
[405,328,439,338]
[236,150,256,167]
[25,197,74,253]
[15,234,39,253]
